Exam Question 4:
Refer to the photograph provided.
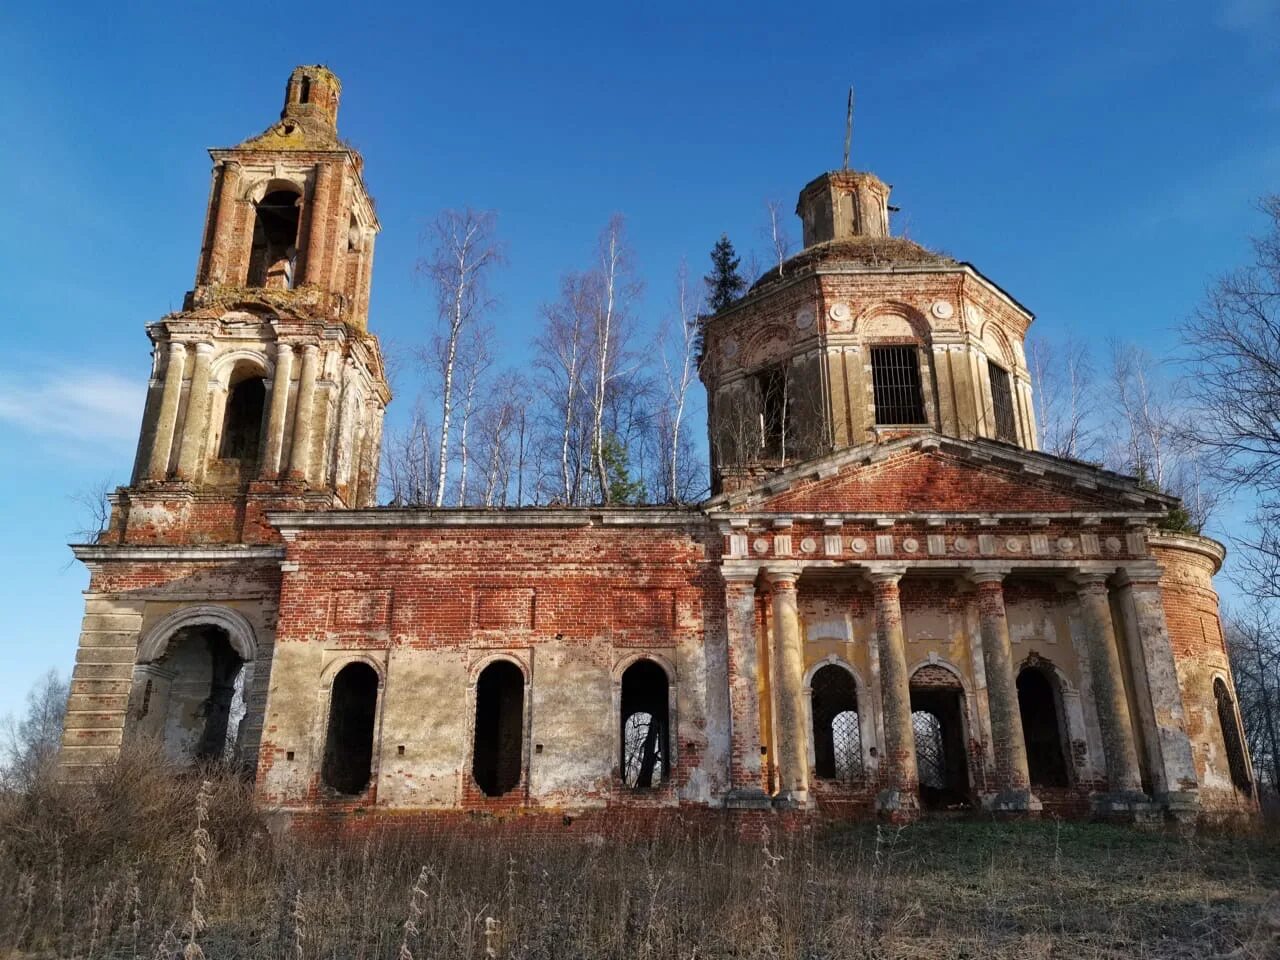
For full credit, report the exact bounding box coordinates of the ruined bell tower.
[109,65,391,545]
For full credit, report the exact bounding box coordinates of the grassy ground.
[1,753,1276,959]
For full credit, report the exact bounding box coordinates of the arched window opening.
[299,76,311,103]
[153,625,246,767]
[321,662,379,796]
[910,666,971,809]
[811,665,862,782]
[620,660,670,789]
[473,661,524,797]
[987,360,1017,443]
[1017,666,1070,788]
[870,345,927,425]
[1214,678,1252,792]
[219,376,266,462]
[247,189,301,289]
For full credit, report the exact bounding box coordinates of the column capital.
[274,341,296,358]
[1072,570,1111,591]
[300,342,321,357]
[191,341,216,357]
[1113,563,1165,588]
[867,566,906,586]
[219,158,241,171]
[165,341,188,357]
[722,565,760,585]
[762,566,802,588]
[967,567,1011,585]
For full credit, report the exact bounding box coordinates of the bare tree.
[588,216,642,504]
[764,199,793,277]
[1226,606,1280,796]
[453,324,494,506]
[381,402,436,506]
[69,478,114,543]
[533,274,594,504]
[418,209,503,507]
[1028,334,1098,461]
[1,670,68,790]
[654,262,705,503]
[1104,340,1221,531]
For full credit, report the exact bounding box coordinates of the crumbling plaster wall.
[256,520,725,812]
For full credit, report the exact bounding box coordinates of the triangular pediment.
[705,434,1173,518]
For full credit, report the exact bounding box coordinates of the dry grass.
[1,748,1276,959]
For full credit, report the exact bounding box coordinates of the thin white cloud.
[0,369,143,447]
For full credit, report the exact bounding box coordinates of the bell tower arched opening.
[247,189,301,289]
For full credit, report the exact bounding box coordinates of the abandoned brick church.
[58,66,1258,824]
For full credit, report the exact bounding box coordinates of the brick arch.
[468,652,531,686]
[853,300,931,343]
[137,604,258,664]
[909,662,964,689]
[242,175,305,204]
[979,320,1016,370]
[210,348,275,387]
[741,322,794,370]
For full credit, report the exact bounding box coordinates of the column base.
[980,789,1043,815]
[1091,791,1160,824]
[771,789,810,811]
[875,787,921,822]
[1154,790,1200,825]
[723,788,773,811]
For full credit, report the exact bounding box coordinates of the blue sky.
[0,1,1277,719]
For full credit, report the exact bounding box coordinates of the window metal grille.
[988,360,1018,443]
[871,346,927,425]
[912,709,946,790]
[831,710,862,781]
[1214,679,1252,792]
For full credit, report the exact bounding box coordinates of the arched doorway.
[620,659,670,789]
[810,664,862,783]
[473,661,525,797]
[909,665,971,809]
[1017,664,1070,788]
[320,662,379,795]
[141,624,247,767]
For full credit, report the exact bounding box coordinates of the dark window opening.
[871,345,927,425]
[154,625,246,768]
[247,190,301,289]
[755,364,792,458]
[811,665,862,782]
[321,662,378,796]
[1017,666,1070,788]
[621,659,670,788]
[1214,678,1252,792]
[910,670,971,810]
[988,360,1018,443]
[473,661,524,797]
[219,376,266,462]
[299,76,311,103]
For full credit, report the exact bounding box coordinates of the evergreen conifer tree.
[704,234,746,312]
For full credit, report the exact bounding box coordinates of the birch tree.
[1028,334,1098,461]
[655,262,705,503]
[534,274,594,504]
[419,209,502,507]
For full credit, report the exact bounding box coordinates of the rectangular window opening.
[870,346,927,425]
[755,363,792,458]
[988,360,1017,443]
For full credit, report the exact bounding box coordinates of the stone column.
[724,570,769,806]
[175,342,215,481]
[303,162,335,286]
[356,403,382,507]
[1114,566,1199,816]
[970,570,1036,811]
[145,342,187,480]
[1074,572,1145,802]
[287,345,321,483]
[871,569,919,818]
[207,160,241,284]
[766,568,808,806]
[260,343,295,479]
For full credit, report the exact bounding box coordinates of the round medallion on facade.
[723,338,739,359]
[1057,537,1076,553]
[850,537,868,554]
[800,537,817,554]
[828,301,853,332]
[1005,537,1023,553]
[931,300,955,320]
[794,305,816,330]
[752,537,770,555]
[902,537,920,554]
[1105,536,1122,553]
[954,537,971,553]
